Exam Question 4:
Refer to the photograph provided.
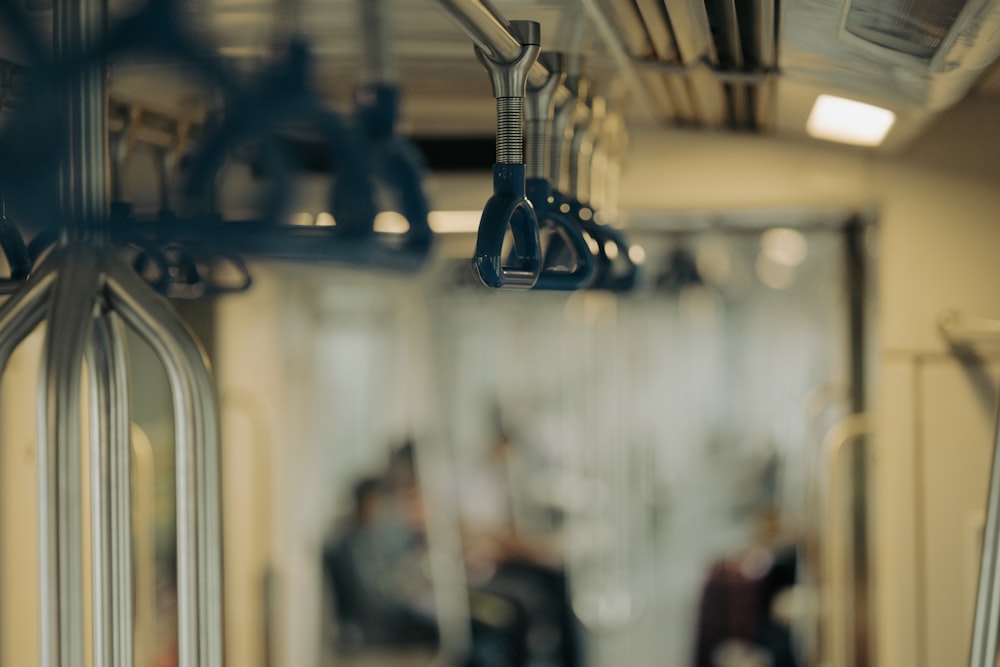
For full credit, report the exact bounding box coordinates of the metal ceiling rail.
[437,0,571,106]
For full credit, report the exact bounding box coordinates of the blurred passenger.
[457,431,559,575]
[457,429,583,667]
[322,476,437,652]
[693,508,800,667]
[322,443,532,666]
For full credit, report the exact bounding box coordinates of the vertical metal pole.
[104,257,223,667]
[54,0,108,243]
[88,318,113,667]
[38,246,101,667]
[844,217,872,667]
[89,312,132,667]
[969,398,1000,667]
[53,1,110,664]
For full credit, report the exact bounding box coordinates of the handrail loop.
[0,0,435,277]
[353,0,433,247]
[472,20,543,290]
[524,52,595,291]
[545,91,639,292]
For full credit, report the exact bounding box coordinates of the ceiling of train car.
[5,0,1000,153]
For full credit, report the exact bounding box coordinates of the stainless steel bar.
[103,259,198,666]
[525,52,564,181]
[0,261,58,364]
[570,97,604,204]
[968,390,1000,666]
[969,378,1000,667]
[87,317,113,667]
[438,0,574,108]
[822,414,871,667]
[437,0,543,83]
[54,0,109,243]
[549,85,577,192]
[38,246,101,667]
[90,311,132,667]
[104,256,222,667]
[939,310,1000,342]
[108,315,132,667]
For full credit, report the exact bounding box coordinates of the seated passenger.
[322,476,437,651]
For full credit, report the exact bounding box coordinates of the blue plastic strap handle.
[591,223,638,292]
[473,164,541,289]
[567,198,638,292]
[544,192,639,292]
[184,40,378,235]
[526,178,594,291]
[200,252,253,296]
[356,84,433,244]
[109,203,174,295]
[156,240,252,299]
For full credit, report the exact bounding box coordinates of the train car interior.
[2,1,1000,666]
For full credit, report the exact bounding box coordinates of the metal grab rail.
[0,3,223,665]
[105,253,223,667]
[0,245,224,667]
[437,0,571,108]
[969,382,1000,667]
[818,414,872,667]
[86,309,132,667]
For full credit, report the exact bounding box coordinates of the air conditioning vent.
[843,0,967,59]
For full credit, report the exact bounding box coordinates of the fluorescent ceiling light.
[428,210,482,234]
[806,94,896,146]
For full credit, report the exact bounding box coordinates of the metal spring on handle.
[496,97,523,165]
